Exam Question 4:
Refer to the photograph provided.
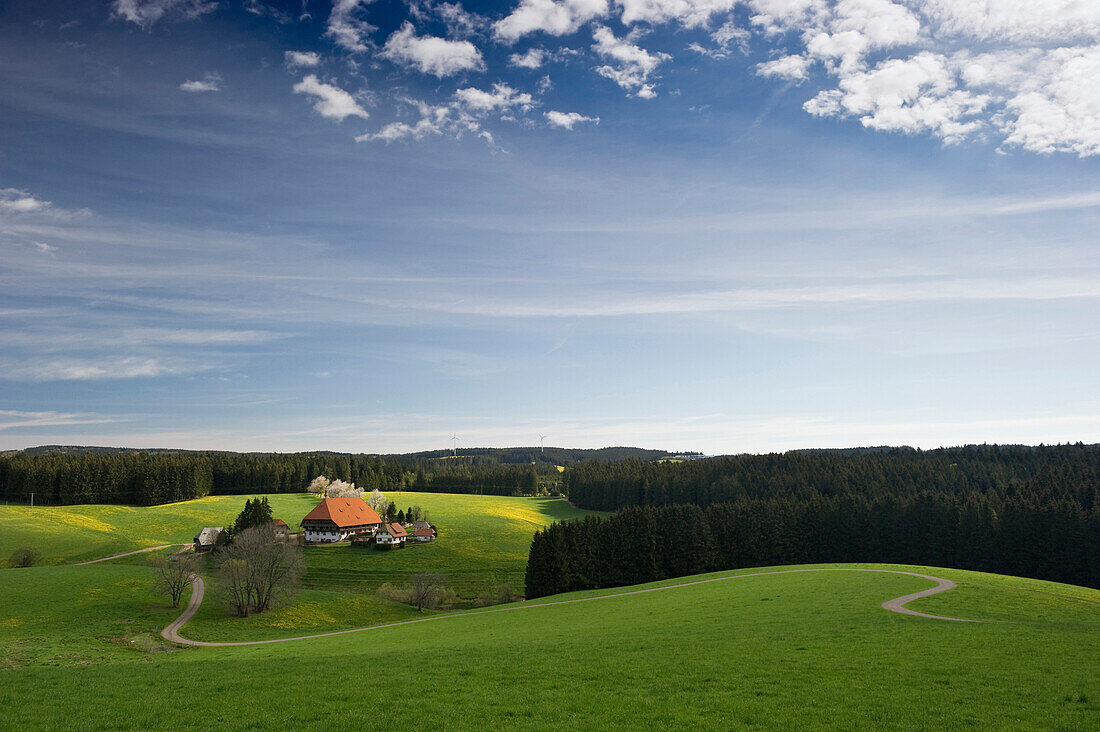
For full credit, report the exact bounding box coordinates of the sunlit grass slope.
[0,563,1096,729]
[0,494,317,565]
[0,492,589,568]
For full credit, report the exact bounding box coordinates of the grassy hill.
[0,562,1096,729]
[0,492,588,566]
[0,492,596,639]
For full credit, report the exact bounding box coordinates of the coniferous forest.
[528,444,1100,596]
[0,450,554,505]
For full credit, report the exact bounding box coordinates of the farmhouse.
[374,522,408,547]
[301,497,382,544]
[414,526,436,542]
[194,526,224,551]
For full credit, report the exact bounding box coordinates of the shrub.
[9,546,43,568]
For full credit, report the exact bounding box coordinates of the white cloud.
[454,83,535,113]
[381,21,485,77]
[545,110,599,128]
[179,72,222,92]
[687,20,750,58]
[920,0,1100,43]
[748,0,1100,156]
[1,357,202,382]
[493,0,609,44]
[292,75,370,121]
[435,2,489,37]
[285,50,321,68]
[618,0,737,28]
[510,48,546,68]
[0,188,50,214]
[994,46,1100,156]
[0,410,126,431]
[757,54,810,80]
[591,25,670,98]
[325,0,377,52]
[356,101,452,142]
[111,0,216,28]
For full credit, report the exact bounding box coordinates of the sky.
[1,0,1098,455]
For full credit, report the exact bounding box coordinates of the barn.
[300,497,382,544]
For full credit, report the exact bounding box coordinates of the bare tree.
[410,572,447,612]
[219,557,253,617]
[216,525,304,616]
[151,552,197,608]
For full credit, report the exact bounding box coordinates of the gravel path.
[162,567,975,648]
[74,545,179,565]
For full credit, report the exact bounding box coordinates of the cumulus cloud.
[410,1,490,38]
[510,48,547,68]
[545,110,599,128]
[0,188,50,214]
[592,26,670,98]
[292,75,370,121]
[454,83,535,113]
[355,101,452,142]
[618,0,737,28]
[112,0,216,28]
[357,85,535,144]
[325,0,377,52]
[493,0,609,44]
[746,0,1100,156]
[381,21,485,77]
[285,50,321,68]
[179,72,221,92]
[757,54,810,80]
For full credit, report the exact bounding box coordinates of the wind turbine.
[539,434,547,453]
[450,433,459,457]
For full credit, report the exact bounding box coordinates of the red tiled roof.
[272,519,288,526]
[414,527,435,537]
[387,522,408,538]
[302,497,382,528]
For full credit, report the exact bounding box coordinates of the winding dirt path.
[162,567,975,648]
[75,544,181,565]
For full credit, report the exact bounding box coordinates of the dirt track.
[74,545,179,565]
[161,567,975,648]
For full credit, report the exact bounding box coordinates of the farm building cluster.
[301,496,435,547]
[193,496,436,552]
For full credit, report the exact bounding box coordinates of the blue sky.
[1,0,1098,454]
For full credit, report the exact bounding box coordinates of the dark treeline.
[526,495,1100,598]
[407,462,540,496]
[564,445,1100,511]
[0,451,550,505]
[530,444,1100,597]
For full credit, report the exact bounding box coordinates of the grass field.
[0,562,1097,729]
[0,492,594,639]
[0,494,320,565]
[0,492,589,568]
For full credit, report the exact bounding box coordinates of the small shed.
[414,526,436,543]
[272,519,289,539]
[194,526,224,552]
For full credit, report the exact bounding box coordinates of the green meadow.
[0,492,595,640]
[0,491,590,567]
[0,561,1097,729]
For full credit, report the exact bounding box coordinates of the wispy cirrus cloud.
[0,410,129,431]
